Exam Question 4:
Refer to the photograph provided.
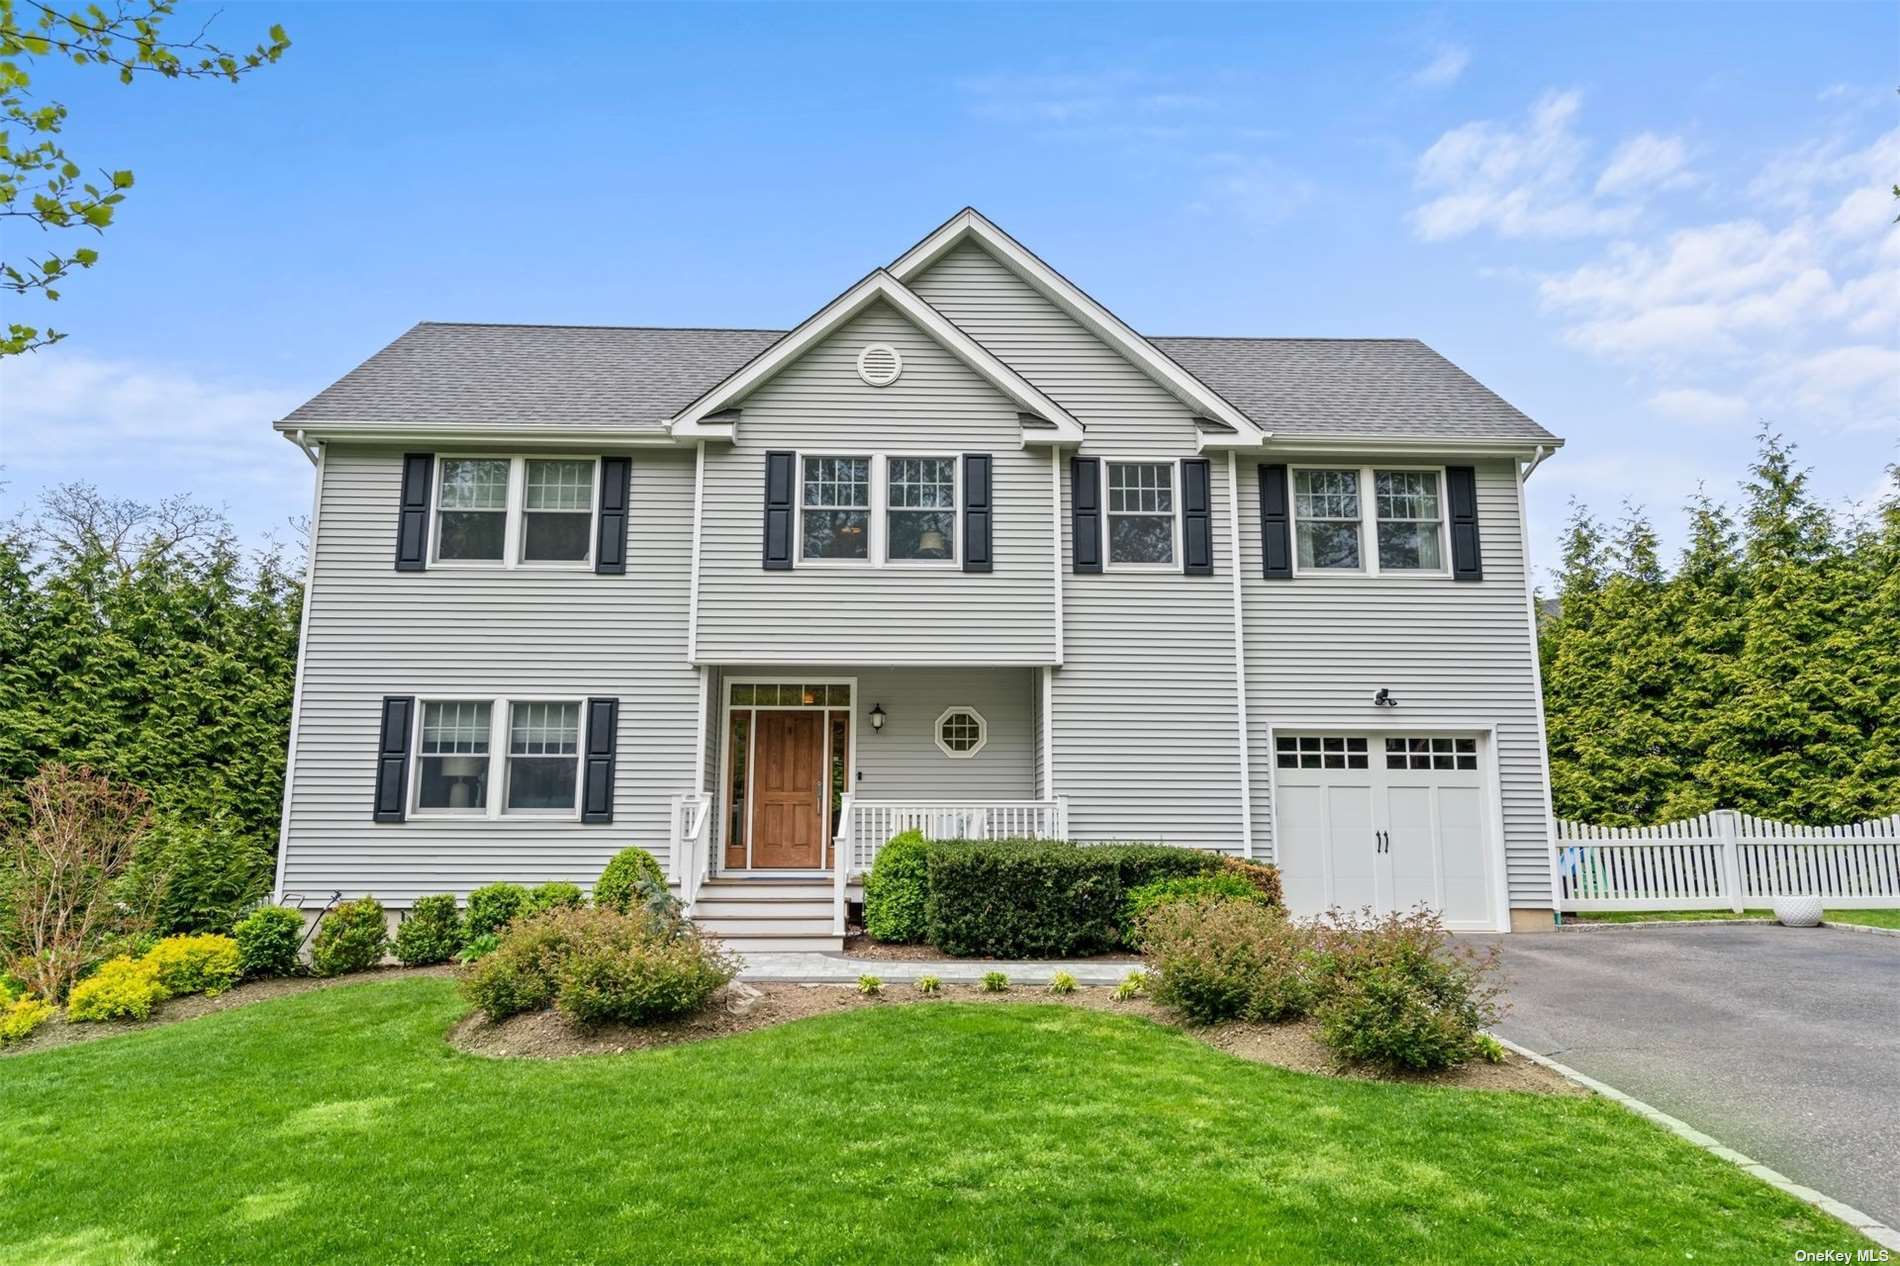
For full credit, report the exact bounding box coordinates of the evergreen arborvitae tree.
[1540,433,1900,826]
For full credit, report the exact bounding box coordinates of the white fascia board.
[670,269,1084,443]
[1261,435,1566,460]
[271,420,684,447]
[889,208,1265,438]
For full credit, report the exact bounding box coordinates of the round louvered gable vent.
[856,343,902,387]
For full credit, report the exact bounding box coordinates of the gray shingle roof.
[282,321,1558,445]
[1149,337,1556,442]
[282,323,784,430]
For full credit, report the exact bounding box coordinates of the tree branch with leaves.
[0,0,289,355]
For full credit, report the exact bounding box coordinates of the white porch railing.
[1554,810,1900,912]
[830,795,1069,935]
[667,792,714,915]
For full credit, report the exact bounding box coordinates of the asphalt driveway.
[1479,924,1900,1229]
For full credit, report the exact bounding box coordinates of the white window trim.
[408,695,585,821]
[429,455,600,571]
[933,706,988,759]
[1288,463,1451,579]
[1100,457,1182,572]
[792,452,963,570]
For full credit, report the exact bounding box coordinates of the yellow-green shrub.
[66,957,171,1022]
[143,934,242,996]
[1,996,57,1045]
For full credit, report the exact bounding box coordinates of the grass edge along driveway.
[0,977,1870,1265]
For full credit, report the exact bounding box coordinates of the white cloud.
[1410,91,1645,241]
[1648,387,1752,427]
[1409,44,1469,89]
[0,352,312,532]
[1595,133,1691,196]
[1190,153,1318,226]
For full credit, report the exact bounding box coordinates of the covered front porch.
[668,664,1066,946]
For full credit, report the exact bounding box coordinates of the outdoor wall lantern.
[869,703,886,732]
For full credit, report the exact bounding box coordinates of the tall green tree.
[1,0,289,354]
[1539,433,1900,826]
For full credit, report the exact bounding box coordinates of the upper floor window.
[887,457,956,562]
[1105,461,1176,566]
[432,456,597,568]
[795,453,962,567]
[1291,466,1448,576]
[800,456,871,561]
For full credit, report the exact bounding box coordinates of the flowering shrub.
[1310,908,1503,1071]
[143,933,241,996]
[67,956,170,1022]
[1139,898,1319,1024]
[0,995,56,1045]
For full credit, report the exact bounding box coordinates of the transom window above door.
[1276,734,1368,770]
[1290,466,1449,576]
[433,456,598,567]
[1105,461,1176,566]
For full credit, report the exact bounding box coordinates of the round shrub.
[233,906,304,979]
[862,829,928,943]
[593,848,665,915]
[465,883,529,938]
[143,933,241,996]
[1140,897,1319,1024]
[526,881,585,915]
[553,928,739,1027]
[1310,908,1502,1071]
[67,956,170,1022]
[310,897,389,977]
[1,996,57,1045]
[393,894,465,967]
[460,905,737,1025]
[1122,872,1263,941]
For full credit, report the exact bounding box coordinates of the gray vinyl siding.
[913,241,1247,852]
[1237,457,1553,905]
[279,443,700,904]
[692,300,1058,665]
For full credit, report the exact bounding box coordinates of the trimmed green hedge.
[922,840,1227,958]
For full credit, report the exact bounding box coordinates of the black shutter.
[595,456,631,575]
[394,453,432,572]
[581,697,618,823]
[1182,458,1213,576]
[1447,465,1483,582]
[762,451,795,570]
[1070,456,1101,574]
[373,696,414,823]
[962,453,992,573]
[1258,463,1292,579]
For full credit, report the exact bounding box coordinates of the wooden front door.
[749,710,826,869]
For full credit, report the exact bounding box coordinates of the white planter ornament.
[1773,895,1823,928]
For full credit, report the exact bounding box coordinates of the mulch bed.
[841,934,1140,964]
[1,965,455,1058]
[447,983,1581,1096]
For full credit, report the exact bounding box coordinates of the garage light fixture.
[1373,688,1398,708]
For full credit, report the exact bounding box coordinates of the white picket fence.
[1554,810,1900,912]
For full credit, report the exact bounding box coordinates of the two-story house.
[271,209,1563,949]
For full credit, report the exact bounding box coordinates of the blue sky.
[2,1,1894,577]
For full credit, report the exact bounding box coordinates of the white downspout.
[1226,452,1254,859]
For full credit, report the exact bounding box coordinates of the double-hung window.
[1105,461,1176,566]
[416,701,493,812]
[886,456,956,563]
[1291,466,1449,576]
[432,456,597,567]
[412,697,583,816]
[800,456,871,561]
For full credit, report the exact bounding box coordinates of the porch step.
[693,897,835,919]
[695,879,834,901]
[695,916,841,937]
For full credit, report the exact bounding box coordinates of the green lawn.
[0,978,1864,1265]
[1571,908,1900,929]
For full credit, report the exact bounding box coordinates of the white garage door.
[1272,733,1501,932]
